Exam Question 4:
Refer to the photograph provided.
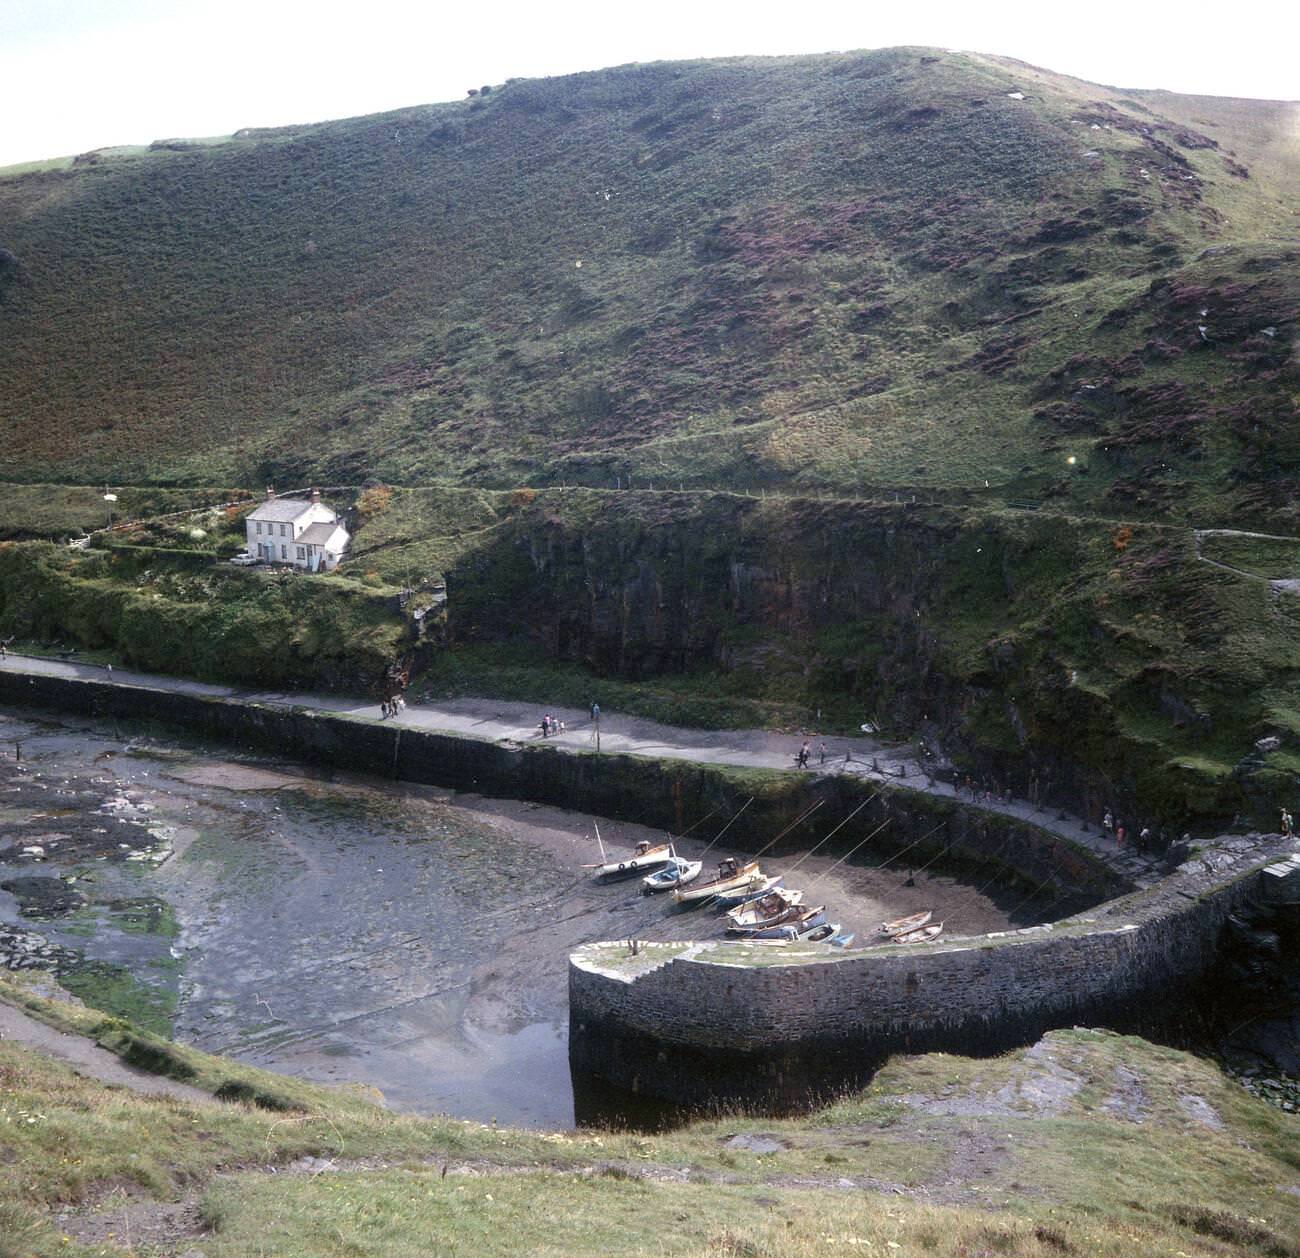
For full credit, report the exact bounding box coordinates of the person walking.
[819,741,828,764]
[1282,808,1294,838]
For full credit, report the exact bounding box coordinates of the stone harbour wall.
[0,669,1125,906]
[568,837,1293,1108]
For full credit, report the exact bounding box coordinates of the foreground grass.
[2,976,1297,1257]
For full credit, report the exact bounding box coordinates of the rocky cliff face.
[446,492,1299,829]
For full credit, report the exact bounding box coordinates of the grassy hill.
[1,49,1296,523]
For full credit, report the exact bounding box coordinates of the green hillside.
[1,49,1296,523]
[1,49,1298,827]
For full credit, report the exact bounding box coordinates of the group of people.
[1101,810,1185,854]
[794,739,828,768]
[379,695,405,719]
[539,714,566,737]
[956,776,1014,805]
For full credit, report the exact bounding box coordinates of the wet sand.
[0,707,1041,1129]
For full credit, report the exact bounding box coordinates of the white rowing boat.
[642,856,703,892]
[875,910,932,939]
[891,921,943,945]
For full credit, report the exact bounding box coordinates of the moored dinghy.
[744,904,827,940]
[711,873,784,909]
[875,910,932,940]
[642,856,703,893]
[746,919,846,947]
[799,921,841,944]
[586,834,676,881]
[671,858,763,905]
[891,921,943,945]
[725,888,805,933]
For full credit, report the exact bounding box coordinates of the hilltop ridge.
[1,48,1296,525]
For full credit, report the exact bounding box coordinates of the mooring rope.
[863,820,949,880]
[780,794,879,877]
[798,811,890,890]
[695,796,755,860]
[749,798,826,863]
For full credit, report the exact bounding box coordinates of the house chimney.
[266,486,276,499]
[310,487,321,503]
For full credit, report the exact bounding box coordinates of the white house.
[245,488,350,572]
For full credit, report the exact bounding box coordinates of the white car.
[229,553,259,566]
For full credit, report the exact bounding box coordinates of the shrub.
[356,484,394,519]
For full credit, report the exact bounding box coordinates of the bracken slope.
[1,49,1297,524]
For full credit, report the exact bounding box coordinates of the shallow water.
[0,707,1039,1128]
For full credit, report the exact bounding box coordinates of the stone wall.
[0,670,1125,907]
[569,838,1291,1108]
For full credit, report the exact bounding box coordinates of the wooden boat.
[586,838,675,880]
[712,874,784,909]
[671,858,762,905]
[744,905,827,940]
[725,888,805,933]
[745,922,849,948]
[891,921,943,945]
[642,856,703,893]
[875,910,932,939]
[800,921,841,944]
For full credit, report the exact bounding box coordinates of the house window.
[280,544,287,558]
[297,546,306,560]
[280,523,287,537]
[256,522,262,535]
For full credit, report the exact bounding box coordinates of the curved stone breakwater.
[569,833,1295,1111]
[0,664,1140,904]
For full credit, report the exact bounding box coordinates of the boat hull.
[671,861,761,905]
[744,906,827,940]
[892,923,943,945]
[592,843,674,880]
[725,889,805,933]
[873,910,932,941]
[642,858,703,892]
[712,874,784,909]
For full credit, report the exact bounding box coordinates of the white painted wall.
[244,501,346,569]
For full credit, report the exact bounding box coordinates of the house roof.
[299,521,347,546]
[248,497,330,523]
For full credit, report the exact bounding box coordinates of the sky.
[3,0,1296,168]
